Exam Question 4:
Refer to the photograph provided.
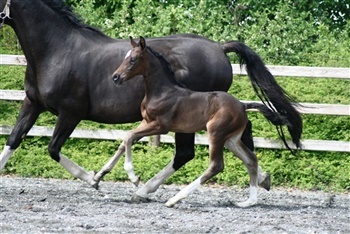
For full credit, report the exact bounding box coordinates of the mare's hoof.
[131,194,151,203]
[259,173,271,191]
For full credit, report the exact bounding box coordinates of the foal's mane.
[41,0,106,36]
[146,46,186,88]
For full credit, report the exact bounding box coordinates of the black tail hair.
[223,41,302,149]
[245,102,298,152]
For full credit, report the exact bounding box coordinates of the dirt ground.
[0,176,349,233]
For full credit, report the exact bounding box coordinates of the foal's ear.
[130,36,138,48]
[139,36,146,51]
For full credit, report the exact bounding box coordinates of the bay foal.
[112,37,299,207]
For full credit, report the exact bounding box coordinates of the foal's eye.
[130,57,137,64]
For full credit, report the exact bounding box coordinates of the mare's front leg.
[0,98,42,171]
[132,133,195,202]
[48,114,96,186]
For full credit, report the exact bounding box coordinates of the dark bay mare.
[111,37,301,207]
[0,0,302,194]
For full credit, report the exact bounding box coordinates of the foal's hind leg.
[225,135,260,207]
[132,133,195,202]
[240,120,270,191]
[165,139,225,207]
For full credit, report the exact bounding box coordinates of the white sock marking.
[165,176,202,207]
[136,162,176,198]
[236,185,258,207]
[59,153,93,183]
[0,145,14,171]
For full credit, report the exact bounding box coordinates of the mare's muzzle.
[112,74,123,85]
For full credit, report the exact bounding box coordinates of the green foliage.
[57,0,350,66]
[0,26,22,54]
[235,3,318,65]
[1,1,349,66]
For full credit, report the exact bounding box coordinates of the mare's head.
[112,36,147,85]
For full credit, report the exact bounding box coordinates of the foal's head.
[112,36,147,85]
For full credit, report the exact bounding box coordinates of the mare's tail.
[222,41,302,149]
[245,102,300,152]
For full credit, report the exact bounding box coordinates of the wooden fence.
[1,54,349,152]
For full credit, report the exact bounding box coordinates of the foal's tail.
[245,102,299,152]
[222,41,302,149]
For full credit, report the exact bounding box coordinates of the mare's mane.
[41,0,106,35]
[146,46,186,88]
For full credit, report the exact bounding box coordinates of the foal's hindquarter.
[121,49,265,207]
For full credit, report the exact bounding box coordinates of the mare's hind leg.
[132,133,195,202]
[0,98,42,171]
[165,138,225,207]
[225,135,260,207]
[48,114,96,186]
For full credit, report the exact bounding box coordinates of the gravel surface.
[0,176,349,233]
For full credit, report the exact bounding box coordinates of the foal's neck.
[143,50,180,95]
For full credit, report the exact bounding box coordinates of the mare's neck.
[9,1,111,66]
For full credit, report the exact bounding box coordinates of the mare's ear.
[139,36,146,51]
[130,36,138,48]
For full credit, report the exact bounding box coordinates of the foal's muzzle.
[112,74,123,85]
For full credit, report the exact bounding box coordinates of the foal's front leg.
[124,120,167,186]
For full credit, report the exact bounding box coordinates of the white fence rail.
[1,54,349,152]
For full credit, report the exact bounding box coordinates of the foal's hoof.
[132,177,140,187]
[131,194,151,203]
[236,199,257,208]
[259,173,271,191]
[88,171,100,190]
[90,180,99,190]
